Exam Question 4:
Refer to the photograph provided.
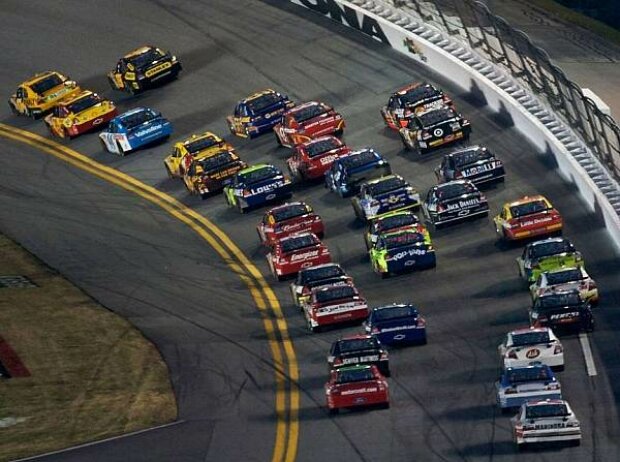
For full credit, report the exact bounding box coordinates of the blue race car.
[351,174,421,222]
[226,89,295,138]
[369,229,436,278]
[99,107,172,156]
[365,303,427,345]
[325,149,391,198]
[496,364,562,411]
[224,164,293,213]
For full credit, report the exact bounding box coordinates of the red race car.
[257,202,324,246]
[325,364,389,414]
[381,82,453,131]
[494,195,563,241]
[303,282,369,333]
[286,135,351,181]
[274,101,344,148]
[267,232,331,281]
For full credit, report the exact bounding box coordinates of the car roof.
[58,90,96,107]
[267,202,307,213]
[526,237,569,248]
[538,288,580,298]
[510,327,550,335]
[117,107,151,120]
[364,174,403,186]
[239,163,275,174]
[338,334,374,342]
[372,303,417,312]
[543,266,581,275]
[242,88,278,104]
[335,364,372,372]
[525,399,567,407]
[23,70,63,86]
[505,195,548,207]
[277,232,317,243]
[182,131,222,145]
[433,179,472,190]
[123,45,155,58]
[447,146,486,158]
[287,101,323,114]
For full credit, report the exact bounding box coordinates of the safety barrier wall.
[289,0,620,251]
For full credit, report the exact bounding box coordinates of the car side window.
[16,87,26,99]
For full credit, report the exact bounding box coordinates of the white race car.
[498,327,564,370]
[512,399,581,449]
[529,266,598,305]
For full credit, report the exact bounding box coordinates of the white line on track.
[579,333,598,377]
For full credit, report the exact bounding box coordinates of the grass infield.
[0,234,177,461]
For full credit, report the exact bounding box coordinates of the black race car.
[435,145,505,185]
[108,46,182,94]
[289,263,352,308]
[529,290,594,333]
[327,334,390,376]
[381,82,452,130]
[399,106,471,154]
[422,180,489,227]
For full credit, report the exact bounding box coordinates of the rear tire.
[328,408,339,415]
[116,141,125,157]
[275,131,282,147]
[237,200,246,214]
[165,164,174,179]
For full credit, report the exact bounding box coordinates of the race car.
[435,145,505,185]
[325,365,389,414]
[274,101,344,148]
[9,71,81,119]
[325,149,391,198]
[267,233,331,281]
[517,237,583,284]
[369,229,435,278]
[226,89,295,138]
[183,149,247,198]
[257,202,324,246]
[512,399,581,449]
[303,282,369,333]
[164,132,233,178]
[494,195,563,241]
[498,327,564,370]
[364,210,430,251]
[365,303,427,345]
[381,82,453,130]
[99,107,172,155]
[496,365,561,411]
[529,266,598,305]
[399,106,471,154]
[224,164,293,213]
[290,263,352,307]
[422,180,489,228]
[108,46,182,94]
[44,90,117,139]
[529,289,594,333]
[351,174,421,222]
[286,136,351,182]
[327,335,390,376]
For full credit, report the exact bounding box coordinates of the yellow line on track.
[0,123,299,462]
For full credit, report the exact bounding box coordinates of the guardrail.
[289,0,620,250]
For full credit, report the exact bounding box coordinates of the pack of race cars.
[10,54,598,450]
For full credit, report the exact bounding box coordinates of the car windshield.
[525,403,569,419]
[383,232,424,249]
[536,292,582,309]
[336,367,374,384]
[184,136,222,154]
[373,305,417,322]
[239,166,279,185]
[246,92,281,114]
[418,108,455,126]
[272,204,308,222]
[510,200,549,218]
[305,138,341,158]
[452,148,493,168]
[529,240,572,258]
[436,182,476,200]
[338,338,378,353]
[315,285,356,304]
[66,94,100,114]
[292,103,328,123]
[300,265,345,284]
[340,150,378,170]
[196,151,236,173]
[546,269,583,285]
[120,110,156,129]
[127,48,165,69]
[280,234,317,253]
[367,176,406,196]
[400,84,440,105]
[30,74,64,94]
[511,331,550,347]
[376,213,418,233]
[507,366,551,383]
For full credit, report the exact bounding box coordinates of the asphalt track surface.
[1,1,620,461]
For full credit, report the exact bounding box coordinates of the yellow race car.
[164,132,233,178]
[8,71,81,119]
[108,46,182,95]
[44,90,117,139]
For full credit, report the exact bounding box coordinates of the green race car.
[517,237,583,284]
[369,229,435,278]
[364,210,429,251]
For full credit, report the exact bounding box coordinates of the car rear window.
[376,213,418,233]
[315,285,356,303]
[372,305,417,322]
[66,94,100,114]
[340,150,379,170]
[338,338,378,353]
[272,204,308,222]
[510,200,549,218]
[239,166,279,185]
[436,182,476,200]
[511,331,550,346]
[127,48,165,69]
[292,103,327,123]
[525,403,568,419]
[367,176,406,196]
[247,92,281,114]
[507,366,551,383]
[30,73,64,94]
[418,108,456,126]
[280,234,318,253]
[546,269,583,285]
[305,138,341,158]
[120,109,156,129]
[452,148,493,168]
[336,368,374,384]
[300,265,344,284]
[400,84,440,105]
[529,240,572,258]
[383,232,424,250]
[184,136,222,154]
[197,151,236,173]
[536,292,582,309]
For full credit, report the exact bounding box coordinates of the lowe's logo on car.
[393,248,427,260]
[445,198,479,211]
[290,250,320,262]
[135,124,162,138]
[251,182,280,195]
[292,0,390,45]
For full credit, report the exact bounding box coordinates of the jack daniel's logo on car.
[445,198,479,211]
[294,0,390,45]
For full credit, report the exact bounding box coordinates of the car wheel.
[517,442,527,452]
[8,102,20,116]
[165,164,174,179]
[306,317,318,333]
[328,408,339,416]
[63,128,74,140]
[116,141,125,157]
[399,131,411,151]
[380,402,390,410]
[237,200,246,214]
[379,270,389,280]
[275,131,282,147]
[334,127,343,137]
[570,439,581,447]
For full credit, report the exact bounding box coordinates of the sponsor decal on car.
[145,61,172,78]
[134,124,163,137]
[444,198,480,211]
[342,355,380,364]
[290,250,320,262]
[392,248,428,260]
[379,325,417,332]
[341,387,378,395]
